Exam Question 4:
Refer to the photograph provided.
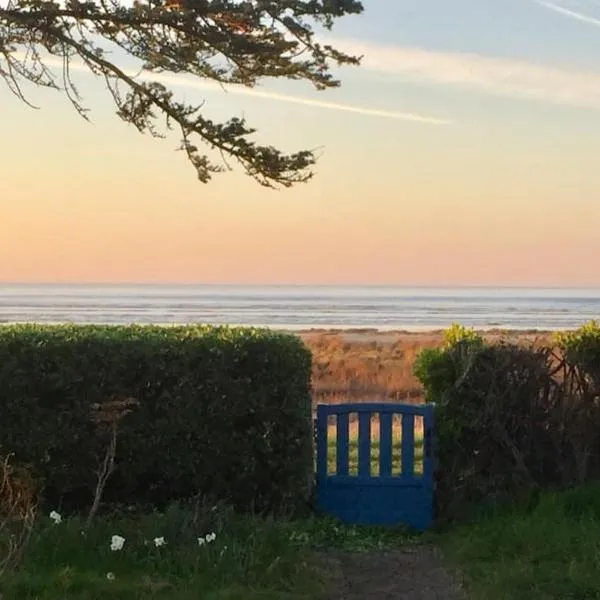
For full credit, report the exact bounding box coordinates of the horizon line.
[2,281,600,290]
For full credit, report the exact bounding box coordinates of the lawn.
[0,502,323,600]
[441,484,600,600]
[4,485,600,599]
[0,502,415,600]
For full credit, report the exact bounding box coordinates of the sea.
[0,284,599,331]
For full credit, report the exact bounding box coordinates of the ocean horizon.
[1,283,599,331]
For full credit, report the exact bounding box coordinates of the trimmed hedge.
[0,325,313,515]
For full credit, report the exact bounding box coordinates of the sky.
[2,0,600,286]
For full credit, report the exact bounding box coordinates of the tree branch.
[0,0,363,186]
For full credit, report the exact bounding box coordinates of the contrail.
[37,56,452,125]
[147,71,452,124]
[531,0,600,27]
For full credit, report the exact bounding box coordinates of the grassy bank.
[441,485,600,600]
[4,486,600,599]
[0,504,318,600]
[0,503,414,600]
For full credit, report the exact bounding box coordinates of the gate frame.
[314,402,435,530]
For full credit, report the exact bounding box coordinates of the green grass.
[441,484,600,600]
[0,504,317,600]
[6,485,600,600]
[0,503,417,600]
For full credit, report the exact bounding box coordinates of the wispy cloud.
[37,56,450,125]
[327,37,600,111]
[531,0,600,27]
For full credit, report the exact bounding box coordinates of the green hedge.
[414,322,600,523]
[0,325,313,515]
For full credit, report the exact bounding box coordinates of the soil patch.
[319,544,466,600]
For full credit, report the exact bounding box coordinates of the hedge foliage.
[0,325,313,515]
[414,322,600,522]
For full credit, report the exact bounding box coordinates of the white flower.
[198,532,216,546]
[110,535,125,551]
[106,572,115,582]
[153,536,166,548]
[49,510,62,525]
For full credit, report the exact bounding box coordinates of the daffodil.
[198,532,216,546]
[110,535,125,551]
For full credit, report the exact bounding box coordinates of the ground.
[320,545,466,600]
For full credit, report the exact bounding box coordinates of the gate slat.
[422,405,435,479]
[401,413,415,477]
[358,412,371,477]
[315,405,328,479]
[379,412,393,477]
[336,412,349,476]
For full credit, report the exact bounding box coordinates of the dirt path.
[320,544,466,600]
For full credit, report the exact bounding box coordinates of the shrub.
[0,454,38,575]
[0,325,313,516]
[554,320,600,485]
[556,320,600,390]
[414,322,600,522]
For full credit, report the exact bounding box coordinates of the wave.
[0,284,598,330]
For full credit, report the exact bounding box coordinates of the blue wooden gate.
[314,402,434,530]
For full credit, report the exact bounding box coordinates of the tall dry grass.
[300,329,552,406]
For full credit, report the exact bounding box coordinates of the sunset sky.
[2,0,600,286]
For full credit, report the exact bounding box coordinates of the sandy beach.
[297,328,554,405]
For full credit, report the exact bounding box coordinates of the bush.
[556,320,600,390]
[414,322,600,522]
[0,325,313,516]
[0,454,38,575]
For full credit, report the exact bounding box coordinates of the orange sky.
[3,1,600,286]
